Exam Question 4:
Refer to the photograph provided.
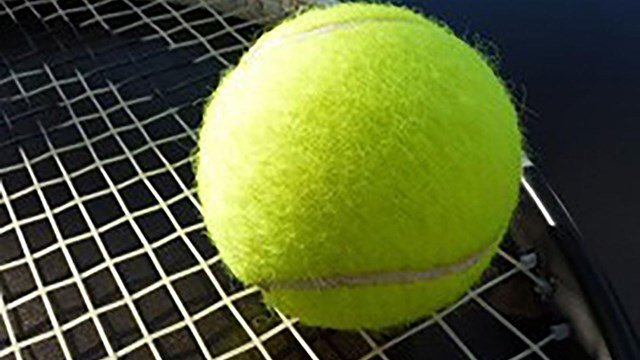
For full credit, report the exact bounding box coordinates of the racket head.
[0,1,637,359]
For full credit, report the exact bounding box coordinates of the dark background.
[403,0,640,329]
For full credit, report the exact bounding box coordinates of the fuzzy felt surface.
[197,2,522,329]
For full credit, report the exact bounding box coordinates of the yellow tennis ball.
[197,3,522,329]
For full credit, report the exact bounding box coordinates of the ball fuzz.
[197,3,522,329]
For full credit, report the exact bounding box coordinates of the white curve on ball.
[244,16,426,64]
[257,246,493,291]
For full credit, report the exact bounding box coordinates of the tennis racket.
[0,0,638,359]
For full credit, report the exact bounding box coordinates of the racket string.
[0,1,580,359]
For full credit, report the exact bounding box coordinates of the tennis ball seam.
[245,16,429,64]
[256,243,495,291]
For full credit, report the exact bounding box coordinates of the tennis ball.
[197,3,522,330]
